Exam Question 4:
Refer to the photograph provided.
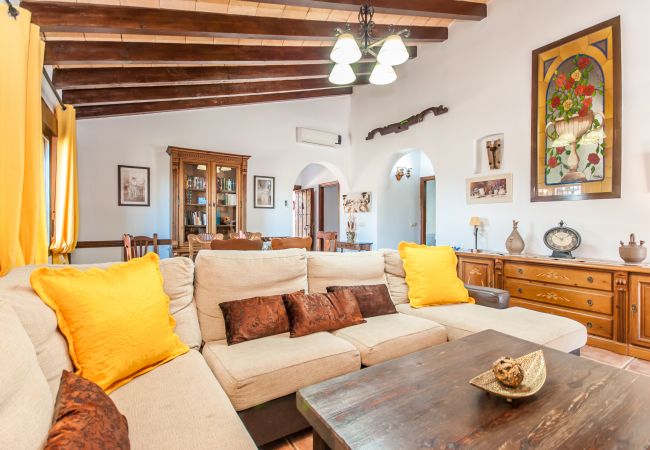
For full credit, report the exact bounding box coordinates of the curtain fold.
[0,5,47,276]
[50,105,79,264]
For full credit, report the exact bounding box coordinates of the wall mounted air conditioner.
[296,127,342,148]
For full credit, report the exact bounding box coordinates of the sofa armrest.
[465,285,510,309]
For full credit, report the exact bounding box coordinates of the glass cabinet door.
[213,164,238,237]
[182,162,208,243]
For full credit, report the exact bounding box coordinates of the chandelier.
[329,2,411,86]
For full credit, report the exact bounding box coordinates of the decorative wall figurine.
[486,139,503,170]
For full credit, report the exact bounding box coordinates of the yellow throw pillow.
[398,242,474,308]
[30,253,189,393]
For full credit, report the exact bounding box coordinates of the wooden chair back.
[123,233,159,261]
[211,238,263,251]
[188,233,224,259]
[316,231,338,252]
[271,236,313,251]
[229,230,262,241]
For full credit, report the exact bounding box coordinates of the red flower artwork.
[583,97,593,108]
[584,84,595,96]
[551,96,561,108]
[548,156,559,168]
[578,57,591,69]
[565,78,575,90]
[555,73,567,89]
[556,147,565,155]
[587,153,601,165]
[579,105,590,117]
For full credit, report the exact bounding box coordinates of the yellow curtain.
[50,105,79,264]
[0,4,47,276]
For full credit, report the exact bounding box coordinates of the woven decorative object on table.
[469,350,546,401]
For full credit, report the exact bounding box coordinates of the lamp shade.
[328,63,356,85]
[376,34,410,66]
[330,33,362,64]
[369,62,397,85]
[469,217,481,227]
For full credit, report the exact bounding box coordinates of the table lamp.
[469,217,481,252]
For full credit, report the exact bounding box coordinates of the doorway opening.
[294,163,343,249]
[420,176,436,245]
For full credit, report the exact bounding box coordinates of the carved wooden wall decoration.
[365,105,448,140]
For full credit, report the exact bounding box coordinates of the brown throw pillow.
[326,284,397,318]
[219,294,292,345]
[45,371,130,450]
[283,291,366,338]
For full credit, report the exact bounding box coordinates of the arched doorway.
[377,150,435,249]
[293,163,346,247]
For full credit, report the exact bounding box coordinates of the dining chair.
[123,233,159,261]
[229,230,263,241]
[188,233,224,260]
[316,231,338,252]
[270,236,313,251]
[210,238,263,251]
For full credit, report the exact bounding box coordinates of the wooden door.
[629,274,650,349]
[419,176,436,245]
[293,188,314,239]
[458,257,494,288]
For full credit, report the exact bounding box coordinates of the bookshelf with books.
[167,147,250,252]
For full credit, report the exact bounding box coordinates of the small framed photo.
[342,192,371,213]
[466,173,513,204]
[254,176,275,209]
[118,165,150,206]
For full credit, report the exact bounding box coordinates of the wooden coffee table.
[297,330,650,449]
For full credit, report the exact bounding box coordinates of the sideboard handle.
[632,304,638,313]
[586,322,593,329]
[587,299,593,306]
[517,268,524,274]
[587,276,594,283]
[517,288,523,294]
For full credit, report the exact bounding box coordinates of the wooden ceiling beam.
[63,77,368,106]
[258,0,487,20]
[52,63,375,89]
[75,87,353,119]
[25,1,447,42]
[44,41,417,65]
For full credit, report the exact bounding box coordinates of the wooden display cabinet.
[167,147,250,254]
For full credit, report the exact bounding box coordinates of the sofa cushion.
[307,251,386,294]
[202,333,360,411]
[220,294,290,345]
[396,303,587,353]
[283,290,365,338]
[0,301,53,450]
[195,249,308,342]
[381,249,409,305]
[331,313,447,366]
[46,371,130,449]
[326,284,397,318]
[0,258,201,395]
[110,350,255,450]
[159,257,202,350]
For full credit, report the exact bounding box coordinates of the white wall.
[74,95,352,263]
[350,0,650,260]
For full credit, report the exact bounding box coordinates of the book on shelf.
[217,193,237,206]
[217,177,236,192]
[186,175,206,190]
[185,210,207,226]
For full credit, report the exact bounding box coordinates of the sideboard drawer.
[511,298,613,339]
[505,279,613,315]
[504,262,612,291]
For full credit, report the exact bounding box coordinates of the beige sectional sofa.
[0,248,588,449]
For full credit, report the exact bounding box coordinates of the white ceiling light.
[369,62,397,85]
[330,33,362,65]
[377,34,410,66]
[328,2,411,87]
[329,63,356,85]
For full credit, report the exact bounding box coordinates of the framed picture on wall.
[342,192,371,213]
[531,17,621,202]
[118,165,150,206]
[254,176,275,209]
[466,173,513,204]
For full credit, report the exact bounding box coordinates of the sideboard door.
[458,257,494,288]
[629,274,650,349]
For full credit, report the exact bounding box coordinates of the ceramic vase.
[506,220,525,255]
[619,234,647,264]
[346,231,356,243]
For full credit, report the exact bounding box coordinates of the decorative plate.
[469,350,546,401]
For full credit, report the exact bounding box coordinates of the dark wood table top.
[297,330,650,450]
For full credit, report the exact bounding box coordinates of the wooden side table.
[336,241,373,252]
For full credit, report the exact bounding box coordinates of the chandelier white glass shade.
[376,34,409,66]
[369,62,397,85]
[330,33,362,65]
[329,63,357,85]
[329,2,411,86]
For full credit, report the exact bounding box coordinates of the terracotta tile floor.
[260,346,650,449]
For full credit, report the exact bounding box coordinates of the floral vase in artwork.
[546,111,594,183]
[505,220,525,255]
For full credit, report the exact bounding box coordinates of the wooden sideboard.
[456,251,650,360]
